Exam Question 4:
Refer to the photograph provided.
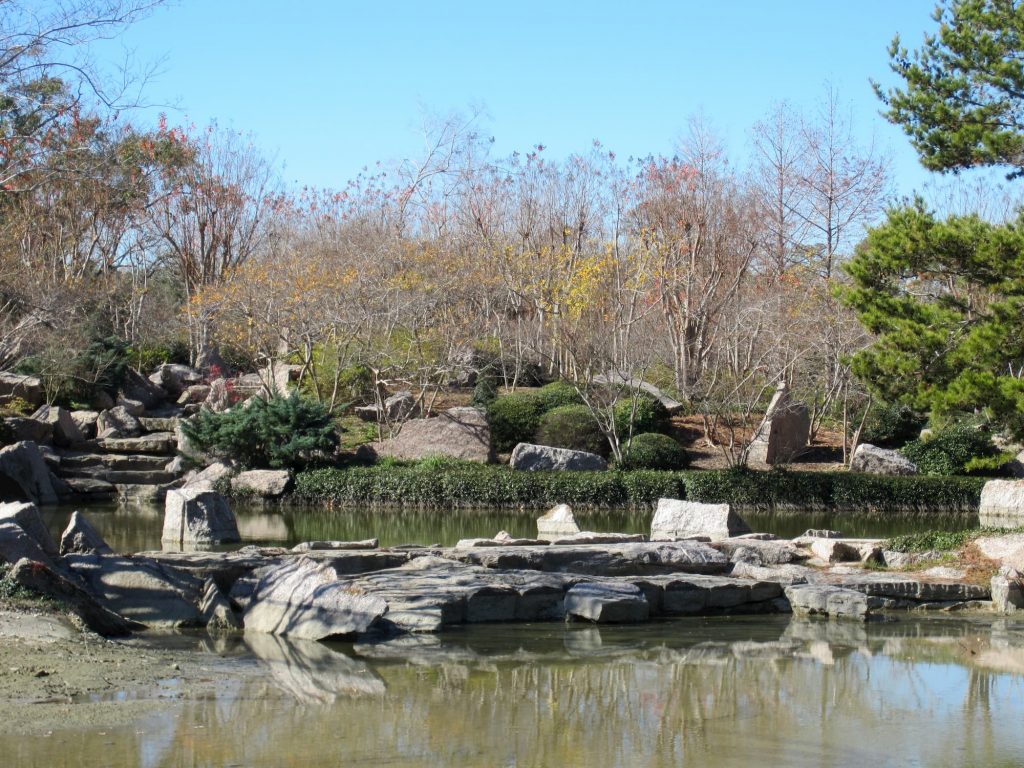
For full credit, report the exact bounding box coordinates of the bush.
[471,374,499,407]
[620,433,689,470]
[900,425,1005,476]
[535,381,583,411]
[613,394,671,439]
[536,404,608,457]
[860,402,927,448]
[487,392,545,453]
[181,392,338,470]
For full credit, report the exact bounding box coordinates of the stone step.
[59,466,178,485]
[64,477,117,498]
[96,433,177,455]
[58,451,174,472]
[138,416,181,433]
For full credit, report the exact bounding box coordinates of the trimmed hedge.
[293,465,984,511]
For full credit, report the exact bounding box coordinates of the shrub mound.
[860,402,928,448]
[900,425,1007,476]
[536,404,607,457]
[620,433,688,470]
[613,394,671,438]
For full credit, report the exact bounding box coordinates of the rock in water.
[537,504,581,541]
[162,488,240,548]
[509,443,608,472]
[231,469,292,498]
[650,498,750,541]
[980,480,1024,522]
[244,558,388,640]
[60,511,112,555]
[564,582,649,623]
[849,443,918,475]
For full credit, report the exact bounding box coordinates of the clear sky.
[93,0,958,196]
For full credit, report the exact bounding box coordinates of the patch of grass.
[884,526,1024,553]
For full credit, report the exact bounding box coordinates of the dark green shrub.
[620,433,689,470]
[535,380,583,411]
[129,339,190,373]
[487,392,544,452]
[471,374,499,407]
[613,394,671,438]
[900,425,1004,476]
[17,335,130,407]
[860,402,927,448]
[181,392,338,470]
[536,404,608,457]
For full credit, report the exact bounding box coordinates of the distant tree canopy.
[841,200,1024,437]
[877,0,1024,178]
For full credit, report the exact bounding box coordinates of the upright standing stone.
[0,442,58,505]
[32,405,84,447]
[650,498,750,541]
[746,383,810,465]
[537,504,581,541]
[162,487,240,548]
[980,480,1024,526]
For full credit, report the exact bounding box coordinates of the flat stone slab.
[817,571,990,602]
[98,433,177,454]
[785,584,873,620]
[292,539,380,552]
[564,582,649,623]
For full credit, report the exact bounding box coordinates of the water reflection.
[41,501,978,553]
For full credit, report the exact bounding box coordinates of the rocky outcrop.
[0,441,58,504]
[243,557,389,640]
[162,488,240,549]
[650,498,751,541]
[746,383,810,466]
[59,511,112,555]
[510,443,607,472]
[849,443,919,475]
[96,406,142,439]
[231,469,291,498]
[149,364,203,399]
[362,406,493,463]
[0,373,43,407]
[536,504,581,541]
[785,584,874,620]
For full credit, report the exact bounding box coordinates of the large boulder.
[849,443,919,475]
[746,383,810,465]
[564,581,649,623]
[231,469,291,498]
[536,504,581,541]
[182,460,234,491]
[4,416,52,445]
[362,406,493,463]
[980,480,1024,522]
[162,487,240,548]
[0,373,44,408]
[177,384,211,405]
[0,441,58,504]
[69,410,99,440]
[0,520,55,568]
[0,500,58,555]
[32,405,83,447]
[149,363,203,399]
[59,511,112,555]
[118,368,165,410]
[650,498,750,541]
[244,557,389,640]
[96,406,142,439]
[510,443,607,472]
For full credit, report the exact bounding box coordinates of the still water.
[5,616,1024,767]
[40,502,980,553]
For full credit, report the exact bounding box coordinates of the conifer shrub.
[181,392,338,469]
[536,404,608,456]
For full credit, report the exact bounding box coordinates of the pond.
[4,615,1024,767]
[40,501,981,553]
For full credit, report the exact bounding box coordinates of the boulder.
[0,373,43,407]
[0,500,58,555]
[564,582,650,623]
[973,533,1024,572]
[510,443,607,472]
[0,441,58,504]
[32,405,83,447]
[363,406,492,463]
[991,567,1024,613]
[711,538,806,566]
[203,378,232,412]
[7,558,137,636]
[5,416,53,445]
[64,552,205,627]
[746,383,810,465]
[118,368,165,410]
[0,520,55,568]
[980,480,1024,520]
[354,391,420,423]
[244,557,389,640]
[59,510,112,555]
[785,584,874,620]
[149,363,203,399]
[808,538,863,563]
[849,443,918,475]
[115,396,146,417]
[69,410,99,439]
[96,406,142,439]
[182,460,234,491]
[650,498,751,541]
[537,504,581,541]
[199,578,242,630]
[177,384,211,405]
[231,469,292,498]
[162,488,240,548]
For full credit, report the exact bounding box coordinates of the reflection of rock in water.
[245,633,385,704]
[237,514,289,541]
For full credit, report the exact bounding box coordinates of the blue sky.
[95,0,956,195]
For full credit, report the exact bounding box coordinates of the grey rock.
[980,480,1024,519]
[536,504,581,541]
[138,416,180,433]
[973,533,1024,571]
[355,391,419,423]
[0,441,58,504]
[564,582,649,623]
[0,373,43,407]
[650,498,751,541]
[551,532,647,545]
[162,488,240,548]
[118,368,165,410]
[0,501,58,555]
[510,443,607,472]
[63,477,117,497]
[785,584,873,620]
[203,378,232,413]
[711,538,806,566]
[592,373,685,414]
[244,557,388,640]
[363,406,492,463]
[149,364,203,398]
[0,520,55,568]
[59,511,112,555]
[199,578,242,630]
[177,384,211,405]
[96,406,142,439]
[746,383,810,465]
[69,410,99,440]
[231,469,292,498]
[730,561,813,585]
[182,460,234,491]
[292,539,380,553]
[98,433,176,454]
[164,455,188,475]
[808,538,863,563]
[115,396,145,417]
[5,416,53,445]
[850,443,919,475]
